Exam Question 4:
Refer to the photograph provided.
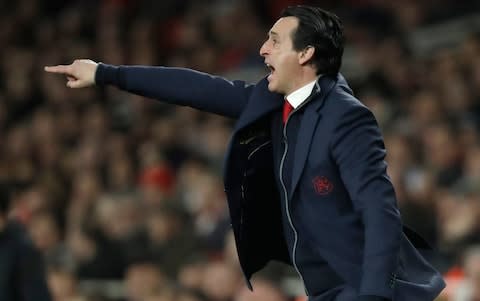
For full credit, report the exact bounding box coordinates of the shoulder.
[3,221,36,252]
[324,75,372,119]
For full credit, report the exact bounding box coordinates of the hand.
[44,59,98,88]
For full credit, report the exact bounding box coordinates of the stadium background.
[1,0,480,300]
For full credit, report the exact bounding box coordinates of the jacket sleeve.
[95,63,251,119]
[330,103,401,299]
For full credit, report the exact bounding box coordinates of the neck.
[285,69,318,95]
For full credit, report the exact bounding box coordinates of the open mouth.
[266,63,275,72]
[266,63,275,80]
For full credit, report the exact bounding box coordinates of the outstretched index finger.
[44,65,72,75]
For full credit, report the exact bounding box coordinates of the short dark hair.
[281,5,344,75]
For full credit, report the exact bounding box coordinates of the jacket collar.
[233,78,283,133]
[232,74,343,134]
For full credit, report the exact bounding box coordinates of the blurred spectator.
[66,226,126,279]
[0,183,52,301]
[234,277,289,301]
[201,260,242,301]
[124,262,168,301]
[47,267,86,301]
[28,211,72,269]
[436,187,480,267]
[143,206,200,277]
[452,246,480,301]
[177,260,206,294]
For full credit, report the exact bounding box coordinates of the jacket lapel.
[289,75,338,197]
[233,78,283,133]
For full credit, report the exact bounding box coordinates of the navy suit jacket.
[96,65,445,300]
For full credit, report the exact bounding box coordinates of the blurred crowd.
[1,0,480,300]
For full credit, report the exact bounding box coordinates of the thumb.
[66,79,85,89]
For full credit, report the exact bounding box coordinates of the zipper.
[247,140,271,160]
[280,114,309,296]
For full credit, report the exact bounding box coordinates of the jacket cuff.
[94,63,120,86]
[359,252,398,298]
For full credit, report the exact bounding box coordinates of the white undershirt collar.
[285,78,319,109]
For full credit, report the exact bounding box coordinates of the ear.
[298,46,315,65]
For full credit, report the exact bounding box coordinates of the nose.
[259,41,269,57]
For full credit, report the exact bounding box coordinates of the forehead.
[269,16,298,37]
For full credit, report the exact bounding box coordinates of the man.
[0,183,52,301]
[45,5,445,301]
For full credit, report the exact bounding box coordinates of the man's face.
[259,16,302,95]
